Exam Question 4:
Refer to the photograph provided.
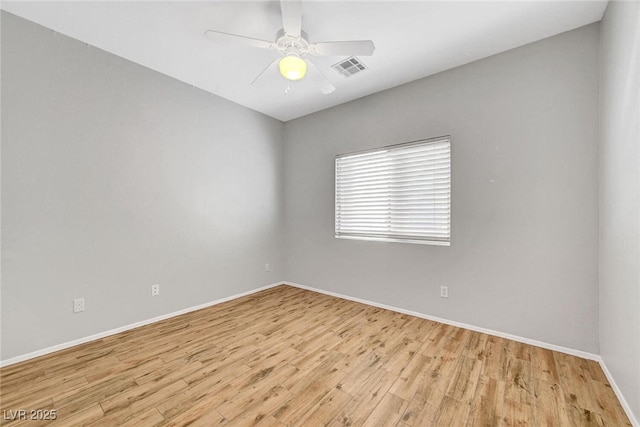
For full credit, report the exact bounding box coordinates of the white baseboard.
[599,358,640,427]
[282,281,600,361]
[0,282,283,368]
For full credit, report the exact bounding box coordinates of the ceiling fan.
[204,0,375,94]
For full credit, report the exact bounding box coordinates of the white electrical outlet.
[73,298,85,313]
[152,284,160,296]
[440,286,448,298]
[264,263,270,272]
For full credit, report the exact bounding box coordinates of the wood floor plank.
[431,396,472,426]
[85,356,165,383]
[161,385,235,426]
[223,385,292,427]
[504,357,535,405]
[216,365,299,421]
[0,285,631,426]
[182,354,253,388]
[98,378,189,418]
[1,374,88,409]
[381,338,423,376]
[531,346,560,384]
[157,382,236,422]
[445,356,482,402]
[133,360,204,386]
[338,351,386,395]
[273,364,347,425]
[399,352,458,426]
[47,404,104,427]
[254,416,287,427]
[362,391,408,426]
[467,375,506,427]
[332,369,396,426]
[387,353,432,400]
[293,387,352,426]
[482,335,511,381]
[88,406,165,427]
[502,398,534,426]
[464,331,489,362]
[53,375,138,419]
[531,376,571,427]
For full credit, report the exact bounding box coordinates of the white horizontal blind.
[335,136,451,245]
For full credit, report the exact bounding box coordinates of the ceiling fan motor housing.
[276,29,310,57]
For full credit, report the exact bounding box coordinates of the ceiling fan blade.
[251,58,281,87]
[309,40,375,57]
[280,0,302,37]
[305,60,335,95]
[205,30,276,50]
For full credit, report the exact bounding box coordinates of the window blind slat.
[337,154,451,171]
[338,198,450,206]
[337,162,451,178]
[337,144,450,165]
[339,190,449,200]
[338,179,450,190]
[337,167,451,179]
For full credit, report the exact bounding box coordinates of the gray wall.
[283,24,600,353]
[1,12,284,360]
[599,0,640,422]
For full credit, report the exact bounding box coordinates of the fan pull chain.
[285,84,291,95]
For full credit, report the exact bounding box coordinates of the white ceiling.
[2,1,607,122]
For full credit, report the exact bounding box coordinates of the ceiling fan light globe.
[279,55,307,81]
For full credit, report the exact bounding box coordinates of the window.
[335,136,451,245]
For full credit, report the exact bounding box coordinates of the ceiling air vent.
[331,57,368,78]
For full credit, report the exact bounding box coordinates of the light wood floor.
[0,285,631,426]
